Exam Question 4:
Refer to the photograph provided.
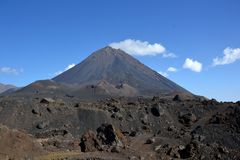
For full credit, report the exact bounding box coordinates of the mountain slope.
[52,46,190,97]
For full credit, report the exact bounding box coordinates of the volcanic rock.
[151,104,165,117]
[36,121,49,129]
[80,130,101,152]
[97,124,123,147]
[32,106,40,115]
[173,94,182,101]
[146,137,155,144]
[40,98,55,104]
[179,112,197,126]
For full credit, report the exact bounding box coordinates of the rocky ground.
[0,94,239,160]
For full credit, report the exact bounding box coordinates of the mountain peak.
[102,46,117,51]
[91,46,127,58]
[97,46,115,53]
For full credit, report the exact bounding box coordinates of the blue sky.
[0,0,240,102]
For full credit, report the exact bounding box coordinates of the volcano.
[51,46,189,98]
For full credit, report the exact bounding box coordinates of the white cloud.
[167,67,177,72]
[158,71,168,77]
[183,58,202,72]
[110,39,166,56]
[213,47,240,66]
[54,63,76,76]
[163,52,177,58]
[0,67,23,75]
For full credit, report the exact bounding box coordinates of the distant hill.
[0,83,18,94]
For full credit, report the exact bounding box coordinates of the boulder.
[80,130,101,152]
[97,124,122,146]
[77,108,112,136]
[36,121,49,129]
[178,144,194,159]
[32,107,40,114]
[151,104,164,117]
[179,112,197,126]
[146,137,155,144]
[80,124,124,152]
[140,114,149,125]
[129,131,137,137]
[40,98,55,104]
[173,94,182,101]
